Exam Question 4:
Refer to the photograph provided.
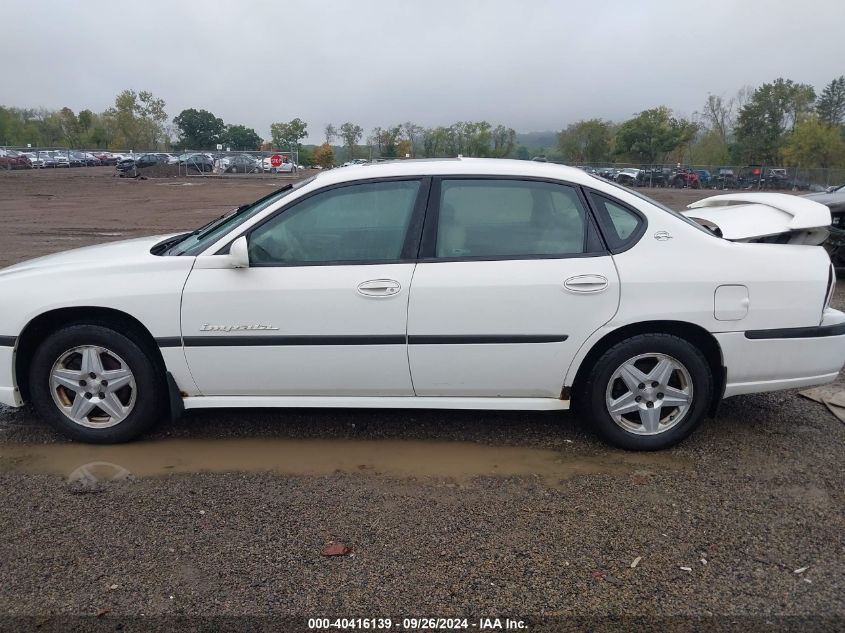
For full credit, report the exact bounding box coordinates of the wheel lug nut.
[88,372,96,379]
[79,380,86,387]
[657,393,664,399]
[98,392,105,399]
[646,401,654,408]
[101,380,108,386]
[652,381,659,388]
[635,396,642,402]
[84,392,92,399]
[638,383,645,389]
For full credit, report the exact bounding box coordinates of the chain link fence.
[562,162,845,192]
[0,147,136,169]
[3,146,844,191]
[0,146,301,178]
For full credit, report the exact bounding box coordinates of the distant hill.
[515,131,558,152]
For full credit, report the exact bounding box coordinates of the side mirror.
[228,236,250,268]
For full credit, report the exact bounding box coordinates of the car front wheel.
[29,324,165,443]
[581,333,713,450]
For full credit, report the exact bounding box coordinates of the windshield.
[588,174,715,236]
[167,176,317,256]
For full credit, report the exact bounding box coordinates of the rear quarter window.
[587,192,646,251]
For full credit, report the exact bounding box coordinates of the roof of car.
[311,158,593,187]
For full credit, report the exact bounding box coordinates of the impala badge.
[200,324,280,332]
[654,230,673,241]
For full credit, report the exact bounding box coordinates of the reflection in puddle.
[0,439,683,485]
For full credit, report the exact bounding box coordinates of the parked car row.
[0,149,33,170]
[2,150,138,168]
[579,164,815,191]
[113,152,301,174]
[116,153,179,172]
[3,149,298,174]
[581,166,702,189]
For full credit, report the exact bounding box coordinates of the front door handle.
[564,274,609,294]
[357,279,401,297]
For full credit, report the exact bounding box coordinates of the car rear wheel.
[29,324,165,443]
[581,333,713,450]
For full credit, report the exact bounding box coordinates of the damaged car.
[804,183,845,271]
[0,159,842,450]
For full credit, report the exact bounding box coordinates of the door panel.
[407,258,619,397]
[181,178,425,397]
[408,177,620,398]
[181,264,415,396]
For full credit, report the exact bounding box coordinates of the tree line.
[2,76,844,169]
[556,76,845,168]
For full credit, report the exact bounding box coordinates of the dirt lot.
[0,166,712,267]
[0,168,842,631]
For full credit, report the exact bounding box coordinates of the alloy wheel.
[49,345,136,428]
[604,353,693,435]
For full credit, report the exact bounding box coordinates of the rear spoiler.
[686,193,831,232]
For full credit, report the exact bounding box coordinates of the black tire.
[579,333,713,450]
[29,324,165,443]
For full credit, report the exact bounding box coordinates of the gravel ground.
[0,169,842,631]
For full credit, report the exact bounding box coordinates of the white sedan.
[259,156,295,173]
[0,159,842,449]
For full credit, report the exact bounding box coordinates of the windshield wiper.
[164,205,250,255]
[193,204,250,241]
[164,183,297,256]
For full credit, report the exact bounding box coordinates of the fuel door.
[714,284,749,321]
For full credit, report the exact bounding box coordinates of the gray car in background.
[805,184,845,271]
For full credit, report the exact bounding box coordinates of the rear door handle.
[564,274,609,293]
[357,279,401,297]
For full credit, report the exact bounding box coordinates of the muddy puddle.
[0,439,684,486]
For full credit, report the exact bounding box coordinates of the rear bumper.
[717,315,845,398]
[0,344,20,407]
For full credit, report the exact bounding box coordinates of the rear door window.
[434,179,592,259]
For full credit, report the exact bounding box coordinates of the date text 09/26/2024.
[307,617,528,630]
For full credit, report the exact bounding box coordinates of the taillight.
[824,262,835,312]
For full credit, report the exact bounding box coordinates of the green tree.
[313,142,336,168]
[223,124,261,150]
[298,146,314,166]
[57,107,81,146]
[376,125,401,158]
[558,119,612,163]
[491,124,516,157]
[734,78,816,163]
[77,109,94,133]
[816,76,845,127]
[400,121,423,157]
[699,94,734,144]
[173,108,225,149]
[270,117,308,152]
[614,107,698,164]
[689,129,732,165]
[781,117,845,168]
[339,122,363,161]
[104,89,167,149]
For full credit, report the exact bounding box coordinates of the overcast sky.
[2,0,844,142]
